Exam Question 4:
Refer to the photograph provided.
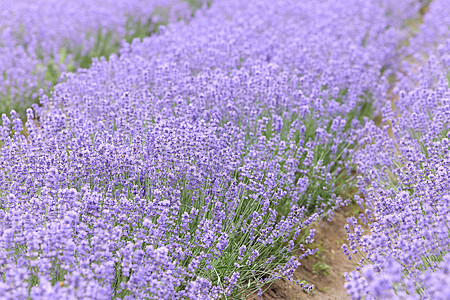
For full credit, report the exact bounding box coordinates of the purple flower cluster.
[0,0,439,298]
[0,0,195,115]
[346,0,450,298]
[396,0,450,92]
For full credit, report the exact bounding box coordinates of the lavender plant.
[345,129,449,298]
[0,0,438,298]
[0,0,197,117]
[344,0,450,298]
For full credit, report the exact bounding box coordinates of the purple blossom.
[0,0,446,298]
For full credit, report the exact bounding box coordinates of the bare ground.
[260,207,364,300]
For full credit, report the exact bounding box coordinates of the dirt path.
[261,207,363,300]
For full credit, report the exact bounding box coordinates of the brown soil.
[260,206,365,300]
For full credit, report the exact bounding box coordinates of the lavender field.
[0,0,448,299]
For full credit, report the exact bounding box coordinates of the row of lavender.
[0,0,445,299]
[344,0,449,298]
[0,0,197,116]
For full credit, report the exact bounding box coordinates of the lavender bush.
[344,0,449,298]
[0,0,197,117]
[1,0,447,298]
